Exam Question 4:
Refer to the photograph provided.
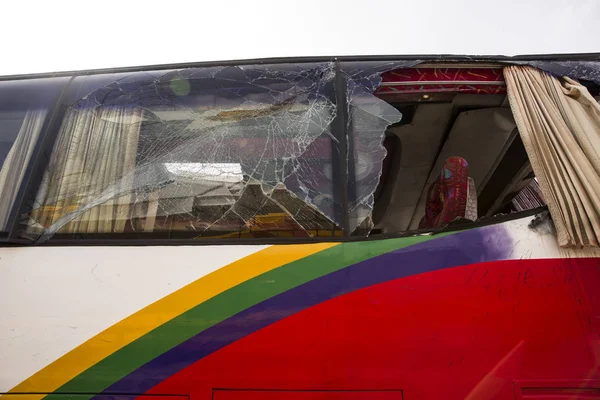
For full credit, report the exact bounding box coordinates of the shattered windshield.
[18,61,414,241]
[25,63,344,240]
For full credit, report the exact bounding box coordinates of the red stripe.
[144,258,600,400]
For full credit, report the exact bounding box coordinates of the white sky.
[2,0,600,76]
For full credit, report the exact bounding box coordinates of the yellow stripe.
[8,243,337,398]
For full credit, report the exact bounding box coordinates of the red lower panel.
[213,390,402,400]
[146,258,600,400]
[514,379,600,399]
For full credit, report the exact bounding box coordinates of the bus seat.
[419,156,477,229]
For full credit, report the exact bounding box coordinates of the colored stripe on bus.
[43,234,444,399]
[97,226,511,397]
[8,243,337,398]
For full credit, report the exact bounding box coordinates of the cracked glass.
[518,60,600,85]
[24,63,344,240]
[0,77,68,231]
[342,61,420,235]
[16,61,425,241]
[6,58,599,241]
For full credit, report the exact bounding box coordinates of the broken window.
[366,64,550,236]
[364,61,600,244]
[341,61,418,235]
[8,58,598,243]
[24,64,346,240]
[0,77,68,231]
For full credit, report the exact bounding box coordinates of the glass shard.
[342,61,421,234]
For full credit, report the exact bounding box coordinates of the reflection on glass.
[26,64,342,240]
[0,77,68,230]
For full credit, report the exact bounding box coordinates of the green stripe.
[47,234,444,398]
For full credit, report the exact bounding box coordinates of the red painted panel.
[213,390,402,400]
[146,258,600,400]
[133,397,186,400]
[514,379,600,399]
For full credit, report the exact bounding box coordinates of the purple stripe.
[97,225,512,397]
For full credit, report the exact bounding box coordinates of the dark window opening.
[367,64,550,236]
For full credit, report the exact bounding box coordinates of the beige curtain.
[0,109,48,229]
[504,66,600,247]
[30,106,142,234]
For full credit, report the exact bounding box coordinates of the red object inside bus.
[376,67,506,96]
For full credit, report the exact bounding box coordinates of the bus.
[1,54,600,400]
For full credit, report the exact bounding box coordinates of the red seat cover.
[419,156,469,229]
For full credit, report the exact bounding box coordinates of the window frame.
[0,77,73,238]
[3,64,350,243]
[0,53,594,246]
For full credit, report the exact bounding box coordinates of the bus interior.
[369,63,598,237]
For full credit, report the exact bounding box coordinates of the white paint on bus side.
[0,244,265,392]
